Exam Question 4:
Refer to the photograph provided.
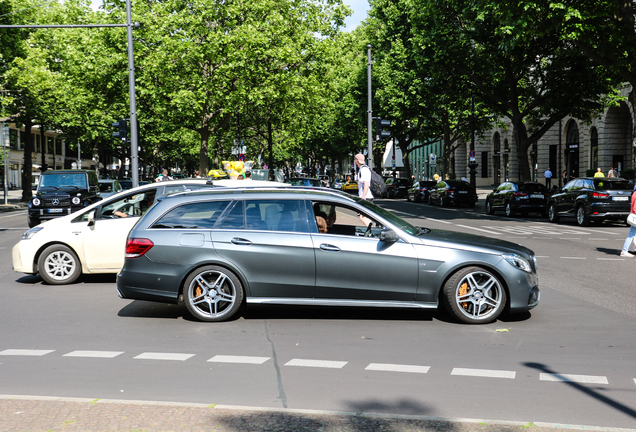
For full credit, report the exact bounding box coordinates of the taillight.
[125,238,154,258]
[592,192,609,198]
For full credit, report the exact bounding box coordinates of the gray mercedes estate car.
[116,187,540,324]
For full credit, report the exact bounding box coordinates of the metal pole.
[558,119,562,188]
[367,44,373,169]
[2,122,7,205]
[126,0,139,188]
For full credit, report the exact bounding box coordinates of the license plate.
[48,208,63,213]
[458,191,468,194]
[613,196,629,201]
[530,194,544,199]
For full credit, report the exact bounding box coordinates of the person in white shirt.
[354,153,373,201]
[353,153,373,226]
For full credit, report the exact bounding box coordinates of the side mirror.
[379,229,398,243]
[87,211,96,226]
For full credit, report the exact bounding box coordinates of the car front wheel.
[485,200,495,215]
[443,266,507,324]
[548,203,559,223]
[183,265,243,322]
[38,244,81,285]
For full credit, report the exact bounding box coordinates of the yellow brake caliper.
[458,282,468,310]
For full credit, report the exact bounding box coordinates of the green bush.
[585,168,596,177]
[621,168,635,180]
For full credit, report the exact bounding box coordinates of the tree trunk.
[198,128,210,176]
[267,120,274,181]
[21,117,34,202]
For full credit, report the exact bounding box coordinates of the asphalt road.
[1,201,635,430]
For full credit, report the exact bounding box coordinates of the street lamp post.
[468,95,478,188]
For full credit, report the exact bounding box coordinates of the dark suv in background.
[486,181,550,217]
[547,177,634,226]
[384,177,412,198]
[28,170,101,227]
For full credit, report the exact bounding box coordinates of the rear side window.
[593,180,633,191]
[152,200,231,229]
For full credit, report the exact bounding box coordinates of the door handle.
[231,238,252,245]
[320,244,340,252]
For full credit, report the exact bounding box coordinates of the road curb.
[0,394,632,432]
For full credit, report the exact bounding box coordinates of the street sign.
[239,154,246,161]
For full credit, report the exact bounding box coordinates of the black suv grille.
[43,197,71,207]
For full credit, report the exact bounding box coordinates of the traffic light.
[112,119,128,142]
[375,117,391,141]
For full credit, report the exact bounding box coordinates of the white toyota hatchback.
[12,178,290,285]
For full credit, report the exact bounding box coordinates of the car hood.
[417,228,534,257]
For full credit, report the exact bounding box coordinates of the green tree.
[409,0,621,181]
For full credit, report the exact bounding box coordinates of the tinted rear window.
[594,180,633,191]
[518,183,548,193]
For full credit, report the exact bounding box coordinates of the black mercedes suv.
[28,170,101,227]
[547,177,634,226]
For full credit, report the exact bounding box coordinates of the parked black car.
[485,181,550,217]
[407,181,437,203]
[28,170,101,227]
[429,180,477,207]
[384,177,412,198]
[287,178,323,187]
[547,177,634,226]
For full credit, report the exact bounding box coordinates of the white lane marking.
[0,349,54,356]
[366,363,430,374]
[560,238,581,240]
[531,237,552,239]
[597,258,625,261]
[560,257,586,260]
[208,355,270,364]
[63,351,124,358]
[455,225,501,235]
[285,358,347,369]
[540,373,608,384]
[588,238,608,241]
[451,368,516,379]
[423,217,452,224]
[134,352,195,361]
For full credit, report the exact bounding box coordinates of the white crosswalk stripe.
[285,358,347,369]
[134,352,195,361]
[451,367,516,379]
[540,373,608,384]
[365,363,430,374]
[0,349,54,356]
[208,355,270,364]
[63,351,124,358]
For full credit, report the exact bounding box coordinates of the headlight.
[22,227,43,240]
[32,198,41,206]
[502,253,532,273]
[72,197,81,205]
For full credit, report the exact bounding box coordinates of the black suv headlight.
[72,196,81,205]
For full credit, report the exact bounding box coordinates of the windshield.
[40,173,87,189]
[355,197,421,236]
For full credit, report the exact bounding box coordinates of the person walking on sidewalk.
[619,185,636,257]
[544,168,552,189]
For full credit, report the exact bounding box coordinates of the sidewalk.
[0,189,27,212]
[0,395,592,432]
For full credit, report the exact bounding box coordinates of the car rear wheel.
[440,196,447,207]
[548,203,559,223]
[485,200,495,215]
[576,206,590,226]
[38,244,81,285]
[505,202,514,217]
[443,266,507,324]
[406,193,411,202]
[183,265,243,322]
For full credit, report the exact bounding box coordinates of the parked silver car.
[117,187,540,324]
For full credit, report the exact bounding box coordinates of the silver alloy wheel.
[184,266,242,321]
[548,203,559,222]
[576,206,590,226]
[505,202,513,217]
[444,267,506,324]
[43,250,77,282]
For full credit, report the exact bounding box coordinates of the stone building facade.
[452,84,635,187]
